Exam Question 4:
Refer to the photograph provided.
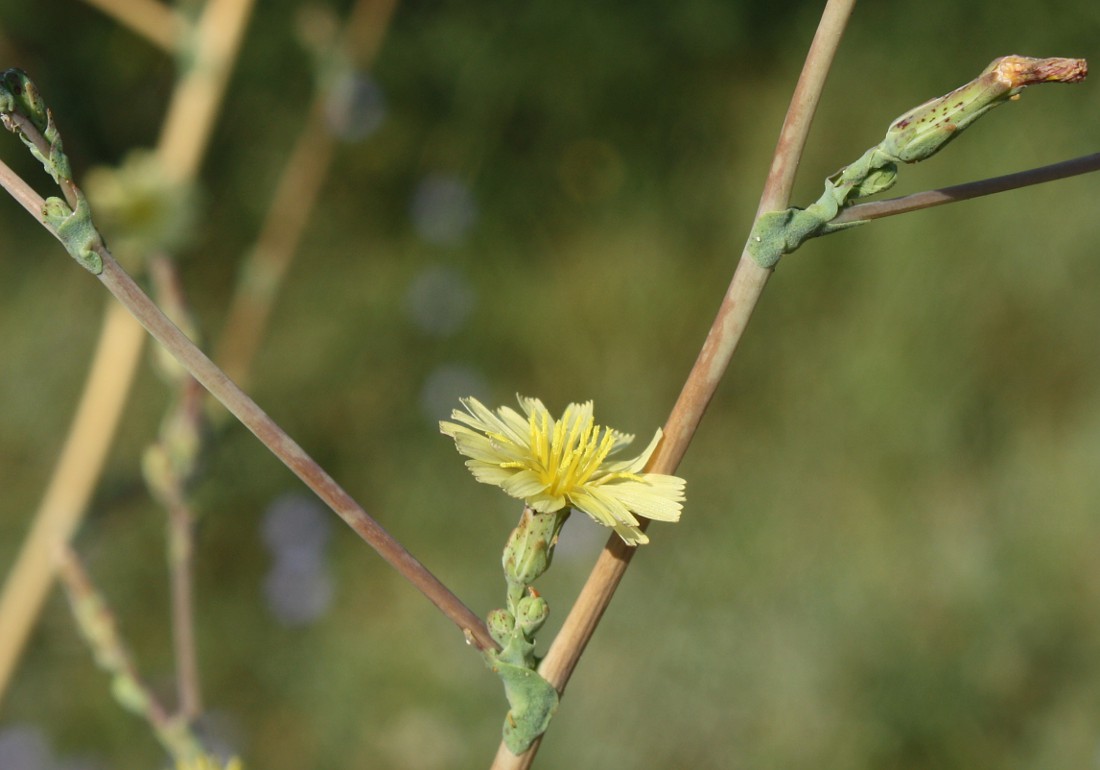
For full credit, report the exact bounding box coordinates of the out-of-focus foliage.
[1,0,1099,768]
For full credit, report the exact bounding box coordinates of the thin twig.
[108,242,496,648]
[168,486,202,720]
[1,111,82,210]
[149,252,206,719]
[0,0,258,707]
[79,0,188,53]
[216,0,399,385]
[489,0,858,766]
[103,248,497,649]
[833,151,1100,225]
[0,165,497,651]
[0,295,142,704]
[157,0,259,180]
[56,546,205,762]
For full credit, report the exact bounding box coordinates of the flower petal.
[463,397,530,446]
[442,425,505,462]
[570,487,648,544]
[467,462,521,486]
[500,469,552,500]
[603,476,684,522]
[603,428,663,474]
[569,485,640,529]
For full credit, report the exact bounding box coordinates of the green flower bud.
[515,591,550,636]
[882,56,1087,164]
[502,507,567,587]
[487,608,515,647]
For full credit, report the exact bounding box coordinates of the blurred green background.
[2,0,1100,768]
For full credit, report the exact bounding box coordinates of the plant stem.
[832,151,1100,225]
[488,0,857,766]
[79,0,188,53]
[216,0,398,386]
[0,161,496,650]
[146,253,206,720]
[157,0,259,181]
[57,545,205,762]
[0,0,258,708]
[101,247,496,648]
[0,298,143,704]
[168,489,202,719]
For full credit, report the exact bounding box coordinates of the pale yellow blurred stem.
[214,98,336,385]
[0,303,144,702]
[0,0,257,708]
[489,0,858,766]
[158,0,259,181]
[216,0,398,385]
[80,0,188,53]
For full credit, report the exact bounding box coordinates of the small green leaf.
[490,657,559,755]
[42,194,104,274]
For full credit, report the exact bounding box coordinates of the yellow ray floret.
[441,396,685,545]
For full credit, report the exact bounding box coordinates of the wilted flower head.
[440,396,685,545]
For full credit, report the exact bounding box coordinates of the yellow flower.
[440,396,685,545]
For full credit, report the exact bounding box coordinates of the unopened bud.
[502,507,567,587]
[487,608,515,647]
[515,591,549,636]
[882,56,1087,163]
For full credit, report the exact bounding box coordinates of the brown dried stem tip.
[996,55,1088,87]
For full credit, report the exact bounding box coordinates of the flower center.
[529,409,615,497]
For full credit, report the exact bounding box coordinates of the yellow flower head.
[440,396,685,545]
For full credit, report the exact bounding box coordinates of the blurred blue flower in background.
[0,725,51,770]
[325,72,386,142]
[419,363,489,423]
[262,561,335,628]
[410,175,477,245]
[404,264,475,337]
[0,724,101,770]
[261,494,334,627]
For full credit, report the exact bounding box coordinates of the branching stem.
[0,0,257,708]
[488,0,858,766]
[79,0,188,53]
[57,546,204,762]
[0,164,496,651]
[834,151,1100,225]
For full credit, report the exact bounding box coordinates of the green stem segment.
[747,55,1087,269]
[0,69,105,273]
[485,507,567,754]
